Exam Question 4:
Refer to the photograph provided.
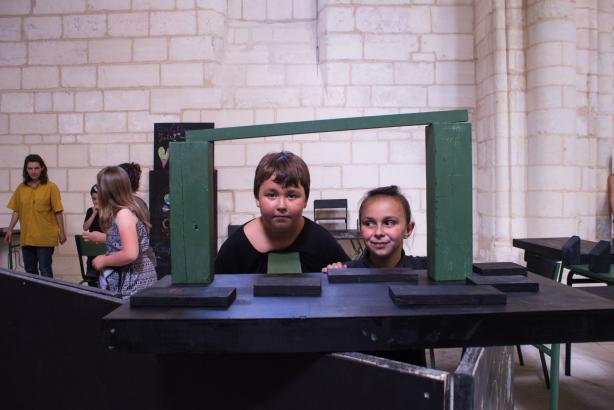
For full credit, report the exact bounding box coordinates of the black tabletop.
[513,237,614,263]
[103,271,614,354]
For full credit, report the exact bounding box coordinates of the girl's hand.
[92,255,105,271]
[322,262,347,273]
[83,230,105,244]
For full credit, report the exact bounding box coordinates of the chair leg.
[549,344,560,410]
[565,342,571,376]
[429,348,436,368]
[516,345,524,366]
[539,350,550,390]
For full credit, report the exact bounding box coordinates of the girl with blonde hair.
[92,166,156,296]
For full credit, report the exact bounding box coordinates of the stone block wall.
[0,0,611,281]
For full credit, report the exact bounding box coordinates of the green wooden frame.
[170,109,472,284]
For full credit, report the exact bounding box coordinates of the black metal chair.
[314,199,348,229]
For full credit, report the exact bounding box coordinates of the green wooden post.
[170,141,216,284]
[426,122,472,281]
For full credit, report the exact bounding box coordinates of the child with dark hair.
[215,151,349,273]
[4,154,66,278]
[118,162,150,222]
[325,185,426,270]
[324,185,427,366]
[83,184,103,280]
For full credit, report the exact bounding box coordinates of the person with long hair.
[91,166,156,296]
[4,154,66,277]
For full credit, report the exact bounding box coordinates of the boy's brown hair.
[253,151,310,200]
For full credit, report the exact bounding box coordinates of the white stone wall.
[0,0,611,282]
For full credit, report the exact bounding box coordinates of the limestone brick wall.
[475,0,614,262]
[0,0,612,282]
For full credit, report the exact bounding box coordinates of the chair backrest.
[526,252,563,282]
[75,235,106,278]
[313,199,348,229]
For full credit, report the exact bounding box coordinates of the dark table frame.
[103,272,614,354]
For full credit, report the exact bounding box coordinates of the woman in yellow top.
[4,154,66,278]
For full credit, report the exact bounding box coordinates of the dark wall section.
[0,270,162,410]
[2,269,512,410]
[1,269,453,410]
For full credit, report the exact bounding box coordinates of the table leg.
[550,343,560,410]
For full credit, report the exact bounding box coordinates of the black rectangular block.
[130,285,236,308]
[388,284,506,306]
[472,262,527,276]
[327,268,420,283]
[466,273,539,292]
[562,235,581,266]
[254,275,321,297]
[589,240,611,273]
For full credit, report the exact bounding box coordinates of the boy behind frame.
[215,151,349,274]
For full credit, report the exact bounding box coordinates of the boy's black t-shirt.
[84,207,102,232]
[215,217,349,274]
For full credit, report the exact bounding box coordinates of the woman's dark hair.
[358,185,412,224]
[118,162,142,193]
[90,184,98,195]
[22,154,48,184]
[253,151,310,200]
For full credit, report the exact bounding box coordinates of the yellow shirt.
[7,182,64,247]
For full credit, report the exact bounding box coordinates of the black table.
[513,237,614,264]
[103,272,614,354]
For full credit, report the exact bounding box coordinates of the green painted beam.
[170,110,472,284]
[425,122,472,281]
[185,110,468,142]
[170,141,215,284]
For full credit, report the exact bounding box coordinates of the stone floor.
[436,342,614,409]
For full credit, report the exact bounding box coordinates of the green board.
[426,123,472,281]
[171,109,472,284]
[170,141,215,284]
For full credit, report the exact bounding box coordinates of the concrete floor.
[514,342,614,410]
[436,342,614,409]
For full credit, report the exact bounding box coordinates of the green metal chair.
[75,234,106,287]
[518,256,563,410]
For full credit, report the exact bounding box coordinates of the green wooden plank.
[426,122,472,281]
[186,110,468,142]
[170,141,215,284]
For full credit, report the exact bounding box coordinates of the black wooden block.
[562,235,581,266]
[388,285,506,306]
[472,262,527,276]
[254,275,321,297]
[589,240,611,273]
[130,286,236,308]
[327,268,419,283]
[466,273,539,292]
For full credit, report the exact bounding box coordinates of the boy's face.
[256,175,307,232]
[360,196,413,264]
[91,192,99,208]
